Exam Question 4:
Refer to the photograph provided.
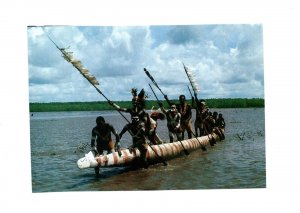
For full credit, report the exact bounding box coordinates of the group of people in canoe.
[90,87,226,174]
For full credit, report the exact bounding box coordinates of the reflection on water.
[30,108,265,192]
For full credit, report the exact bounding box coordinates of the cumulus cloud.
[28,24,264,102]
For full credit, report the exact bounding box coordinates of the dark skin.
[91,121,120,154]
[119,119,149,168]
[160,104,182,142]
[91,118,120,176]
[176,95,192,139]
[178,102,192,122]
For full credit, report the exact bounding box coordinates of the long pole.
[145,68,206,151]
[182,63,213,149]
[144,68,172,107]
[46,33,167,166]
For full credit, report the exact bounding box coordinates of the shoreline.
[29,98,264,112]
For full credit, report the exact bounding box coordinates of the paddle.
[175,138,190,155]
[144,68,206,152]
[148,83,189,156]
[144,68,172,107]
[147,142,168,166]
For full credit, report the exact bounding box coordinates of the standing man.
[176,95,193,140]
[118,115,149,169]
[91,116,120,175]
[115,88,148,120]
[216,113,226,129]
[194,99,209,137]
[159,103,182,143]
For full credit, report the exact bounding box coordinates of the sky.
[28,24,264,103]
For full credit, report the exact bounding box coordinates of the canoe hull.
[77,128,224,169]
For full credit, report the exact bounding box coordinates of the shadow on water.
[65,165,142,191]
[67,157,179,191]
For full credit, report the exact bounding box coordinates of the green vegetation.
[29,98,264,112]
[205,98,264,108]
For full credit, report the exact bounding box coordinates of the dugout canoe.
[77,128,225,169]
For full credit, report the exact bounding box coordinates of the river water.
[30,108,265,192]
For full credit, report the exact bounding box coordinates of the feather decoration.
[138,88,150,99]
[59,47,99,85]
[182,62,200,94]
[131,88,138,97]
[43,29,99,86]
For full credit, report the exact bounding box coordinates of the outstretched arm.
[118,124,129,139]
[109,125,120,144]
[91,129,96,147]
[158,102,167,114]
[90,128,99,155]
[110,125,122,156]
[108,101,129,113]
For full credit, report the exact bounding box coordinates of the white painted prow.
[77,151,98,169]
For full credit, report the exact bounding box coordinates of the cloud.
[167,25,203,45]
[28,24,264,102]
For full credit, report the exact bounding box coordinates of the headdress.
[131,88,138,97]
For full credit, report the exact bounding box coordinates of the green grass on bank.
[29,98,264,112]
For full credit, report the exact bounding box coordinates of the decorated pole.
[45,32,167,166]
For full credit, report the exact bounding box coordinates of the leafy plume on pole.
[182,62,200,95]
[44,30,99,86]
[60,47,99,85]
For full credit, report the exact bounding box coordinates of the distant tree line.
[29,98,264,112]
